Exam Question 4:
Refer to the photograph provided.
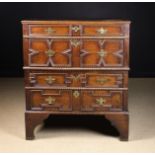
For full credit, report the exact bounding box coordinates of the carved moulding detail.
[81,90,123,111]
[29,39,72,67]
[80,39,123,67]
[29,89,72,111]
[84,73,123,88]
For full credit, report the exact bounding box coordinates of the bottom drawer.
[26,89,73,111]
[26,89,125,112]
[80,90,124,112]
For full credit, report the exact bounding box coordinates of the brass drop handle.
[73,91,80,98]
[98,49,107,58]
[44,27,56,35]
[97,27,107,35]
[72,26,80,32]
[45,49,55,57]
[45,76,56,84]
[96,77,109,84]
[96,97,106,105]
[45,96,56,105]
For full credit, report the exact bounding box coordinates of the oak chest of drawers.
[22,20,130,141]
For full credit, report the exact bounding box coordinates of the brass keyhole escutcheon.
[73,91,80,98]
[45,76,56,84]
[96,97,106,105]
[45,96,56,105]
[72,26,80,32]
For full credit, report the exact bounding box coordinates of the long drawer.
[25,70,128,88]
[26,89,126,112]
[23,22,129,37]
[23,38,128,67]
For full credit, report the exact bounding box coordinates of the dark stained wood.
[105,113,129,141]
[22,20,130,140]
[80,90,124,112]
[27,89,72,111]
[25,112,50,140]
[30,25,70,36]
[24,38,127,68]
[24,70,128,88]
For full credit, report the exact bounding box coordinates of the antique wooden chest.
[22,20,130,140]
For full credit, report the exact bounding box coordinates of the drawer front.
[25,38,127,67]
[85,73,124,88]
[29,25,71,36]
[80,39,125,67]
[82,25,125,36]
[26,89,125,112]
[27,89,72,111]
[26,71,127,88]
[28,39,72,67]
[29,72,67,87]
[80,90,123,112]
[28,24,127,37]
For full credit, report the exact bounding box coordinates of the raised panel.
[29,73,67,87]
[80,39,124,67]
[28,39,72,67]
[82,25,125,36]
[80,90,123,112]
[84,73,123,88]
[26,70,127,88]
[28,89,72,111]
[29,25,71,36]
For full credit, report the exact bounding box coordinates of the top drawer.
[82,25,126,36]
[25,24,129,37]
[29,25,71,36]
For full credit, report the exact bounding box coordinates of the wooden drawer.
[27,39,72,67]
[84,73,125,88]
[29,25,71,36]
[26,89,125,112]
[28,24,127,37]
[26,70,128,88]
[27,89,72,111]
[80,39,125,67]
[28,24,83,36]
[80,90,124,112]
[82,25,126,36]
[28,72,67,87]
[25,38,127,67]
